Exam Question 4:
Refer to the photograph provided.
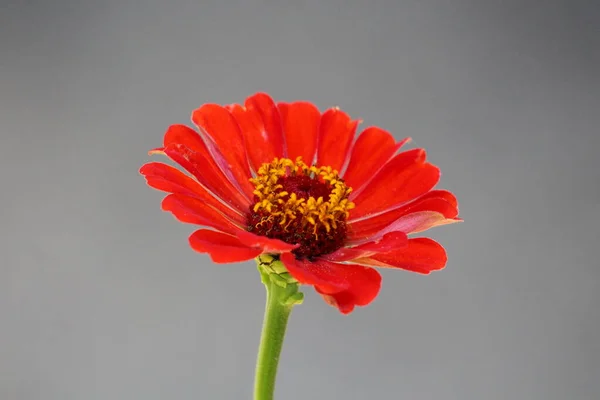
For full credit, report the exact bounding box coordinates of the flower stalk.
[254,255,304,400]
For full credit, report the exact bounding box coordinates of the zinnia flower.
[140,92,460,314]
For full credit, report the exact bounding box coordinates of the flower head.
[140,93,460,314]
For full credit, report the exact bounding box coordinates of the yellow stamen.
[249,157,355,237]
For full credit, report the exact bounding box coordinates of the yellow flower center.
[247,157,355,259]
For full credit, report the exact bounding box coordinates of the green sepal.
[256,254,304,306]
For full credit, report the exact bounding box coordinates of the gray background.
[1,0,599,399]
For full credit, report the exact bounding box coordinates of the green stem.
[254,256,303,400]
[254,278,292,400]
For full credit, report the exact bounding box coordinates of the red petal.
[151,123,251,212]
[228,93,285,172]
[161,194,244,235]
[162,143,250,213]
[349,191,458,237]
[322,231,408,262]
[316,108,358,172]
[191,104,254,199]
[188,230,262,263]
[280,253,382,314]
[350,211,460,243]
[226,103,265,172]
[245,92,285,158]
[348,190,460,240]
[350,149,440,219]
[188,229,297,264]
[234,230,299,253]
[140,162,245,224]
[377,211,460,235]
[355,238,447,274]
[278,102,321,165]
[162,124,206,152]
[342,126,409,192]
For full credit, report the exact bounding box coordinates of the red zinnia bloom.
[140,93,460,314]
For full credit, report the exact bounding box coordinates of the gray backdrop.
[1,1,599,399]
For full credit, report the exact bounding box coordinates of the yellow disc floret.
[247,157,354,259]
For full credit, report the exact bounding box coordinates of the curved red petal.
[152,123,251,212]
[161,194,245,236]
[140,162,246,224]
[162,124,206,152]
[227,103,266,172]
[348,189,459,236]
[342,126,409,192]
[188,229,262,263]
[162,143,250,213]
[245,92,285,159]
[245,93,285,151]
[191,104,254,200]
[323,231,408,262]
[349,211,460,243]
[277,101,321,164]
[228,93,286,172]
[377,211,460,235]
[234,230,299,253]
[350,149,440,220]
[316,108,358,172]
[280,253,382,314]
[355,238,447,274]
